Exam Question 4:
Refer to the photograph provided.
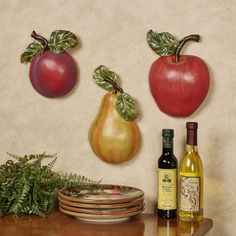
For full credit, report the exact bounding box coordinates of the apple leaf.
[48,30,78,53]
[93,65,118,93]
[147,30,179,56]
[21,40,44,63]
[116,93,139,121]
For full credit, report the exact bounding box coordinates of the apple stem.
[31,30,49,53]
[175,34,200,63]
[103,77,124,94]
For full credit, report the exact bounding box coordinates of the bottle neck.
[187,129,197,146]
[186,144,198,153]
[186,129,198,153]
[162,137,173,154]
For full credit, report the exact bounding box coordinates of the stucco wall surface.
[0,1,236,235]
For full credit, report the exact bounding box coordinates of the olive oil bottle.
[158,129,178,218]
[179,122,203,222]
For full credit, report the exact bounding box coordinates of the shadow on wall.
[205,135,226,236]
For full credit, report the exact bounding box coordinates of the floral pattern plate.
[58,184,144,204]
[58,196,144,209]
[59,205,144,222]
[59,202,145,215]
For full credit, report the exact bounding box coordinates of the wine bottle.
[179,122,203,222]
[158,129,178,218]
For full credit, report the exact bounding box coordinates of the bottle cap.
[186,122,198,130]
[162,129,174,138]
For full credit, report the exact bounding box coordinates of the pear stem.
[103,77,123,94]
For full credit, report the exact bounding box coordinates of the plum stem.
[31,30,49,53]
[103,77,123,94]
[175,34,200,63]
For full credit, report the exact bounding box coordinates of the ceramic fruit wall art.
[21,30,78,98]
[147,30,210,117]
[89,65,141,164]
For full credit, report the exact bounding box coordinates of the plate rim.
[58,184,144,203]
[75,216,130,223]
[59,201,145,215]
[58,196,144,209]
[59,205,144,219]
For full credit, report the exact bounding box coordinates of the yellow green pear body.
[89,92,141,164]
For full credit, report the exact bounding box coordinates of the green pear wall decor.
[89,66,141,164]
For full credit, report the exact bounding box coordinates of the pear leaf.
[93,65,118,93]
[147,30,179,56]
[48,30,78,54]
[21,40,44,63]
[116,93,139,121]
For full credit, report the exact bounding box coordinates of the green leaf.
[147,30,179,56]
[116,93,139,121]
[93,65,118,92]
[0,153,96,217]
[21,40,44,63]
[48,30,78,53]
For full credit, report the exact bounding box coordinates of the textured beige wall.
[0,0,236,235]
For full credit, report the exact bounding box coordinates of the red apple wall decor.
[21,30,78,98]
[147,30,210,117]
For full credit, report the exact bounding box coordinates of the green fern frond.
[0,153,97,217]
[10,182,30,214]
[6,152,22,160]
[47,155,57,169]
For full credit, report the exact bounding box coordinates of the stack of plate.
[58,184,144,223]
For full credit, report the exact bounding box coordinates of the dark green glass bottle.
[158,129,178,218]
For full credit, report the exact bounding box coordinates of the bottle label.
[158,169,176,210]
[180,176,200,212]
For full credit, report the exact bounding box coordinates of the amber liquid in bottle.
[158,129,178,219]
[179,122,203,222]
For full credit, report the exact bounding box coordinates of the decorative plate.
[58,196,144,209]
[59,202,144,215]
[58,184,144,203]
[59,206,144,222]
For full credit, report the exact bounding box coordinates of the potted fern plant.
[0,152,97,217]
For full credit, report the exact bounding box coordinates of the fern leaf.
[10,182,30,213]
[47,156,57,169]
[6,152,21,160]
[0,152,98,217]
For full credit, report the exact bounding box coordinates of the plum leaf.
[21,40,44,63]
[49,30,78,53]
[147,30,179,56]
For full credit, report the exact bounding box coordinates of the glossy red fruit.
[21,30,78,98]
[149,55,210,117]
[29,51,77,98]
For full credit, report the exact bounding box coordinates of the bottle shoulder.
[180,151,203,174]
[158,153,178,169]
[181,151,203,163]
[159,152,177,160]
